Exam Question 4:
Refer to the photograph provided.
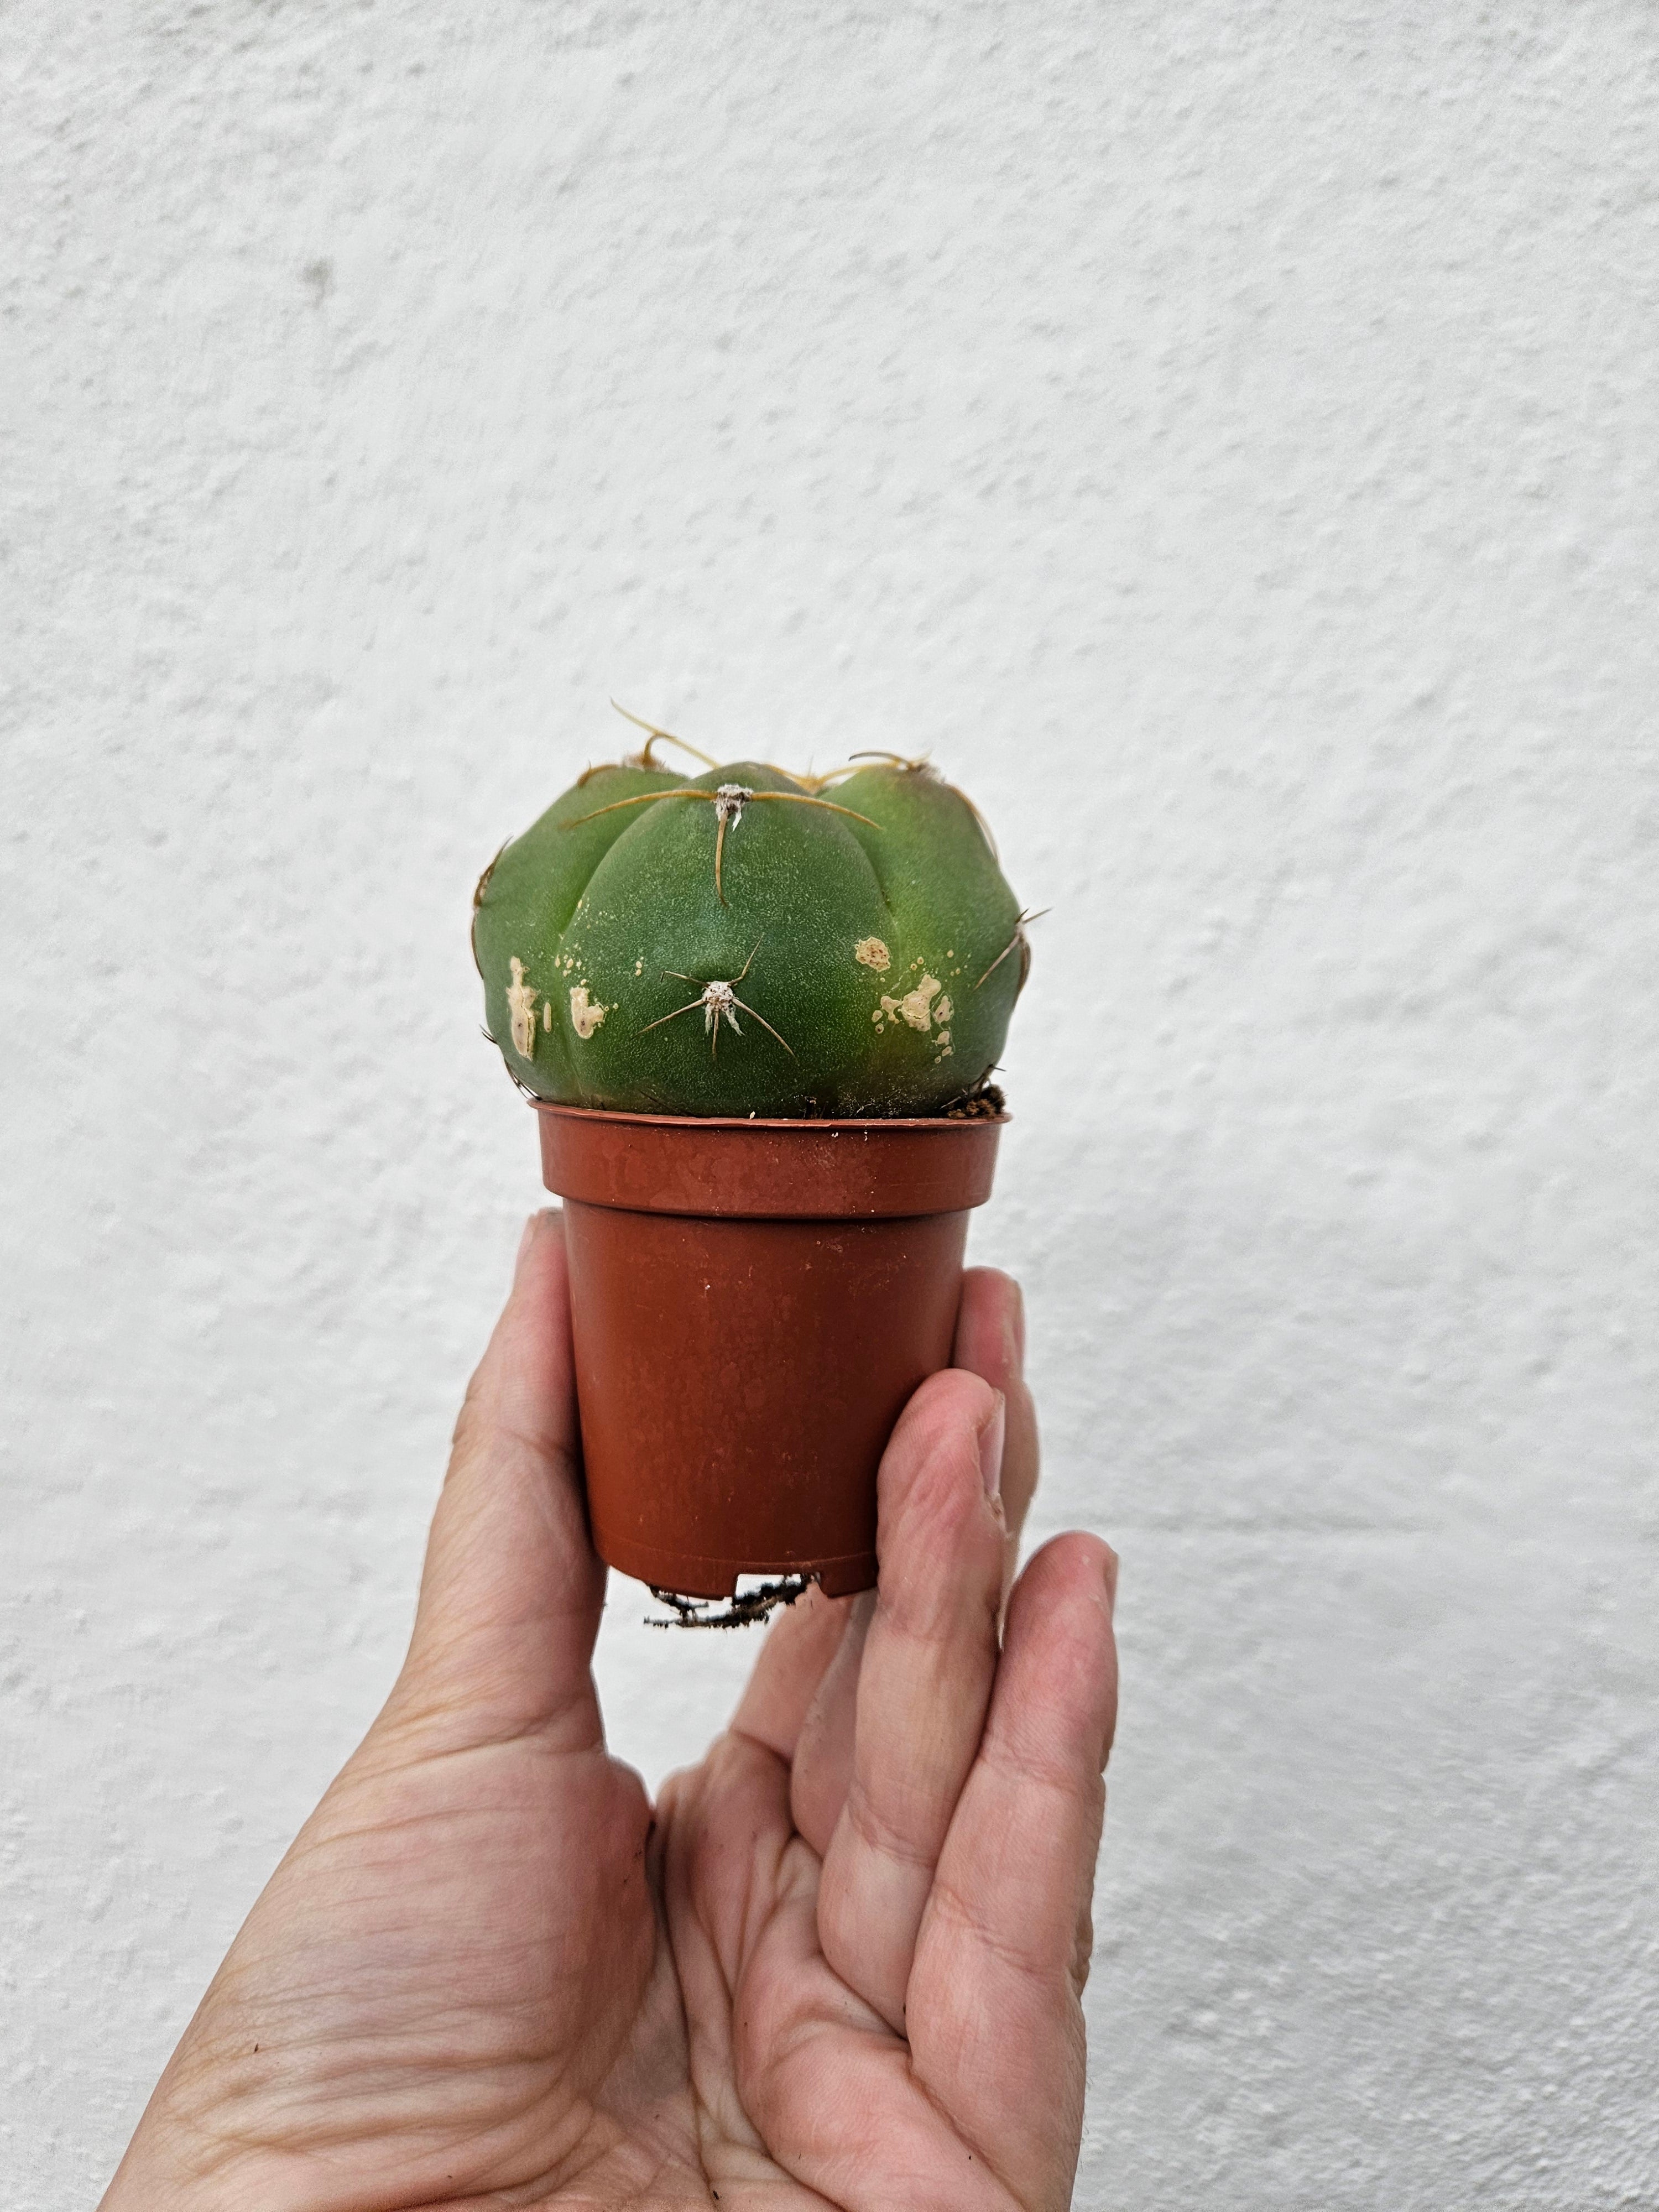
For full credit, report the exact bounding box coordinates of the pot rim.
[532,1100,1010,1131]
[537,1097,1006,1218]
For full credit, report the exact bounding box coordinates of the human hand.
[103,1210,1118,2211]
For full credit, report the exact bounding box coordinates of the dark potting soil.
[940,1079,1006,1120]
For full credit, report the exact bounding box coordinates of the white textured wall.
[6,4,1657,2204]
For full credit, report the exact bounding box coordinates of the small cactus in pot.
[472,711,1031,1619]
[472,716,1029,1118]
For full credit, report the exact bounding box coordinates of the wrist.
[100,2073,267,2212]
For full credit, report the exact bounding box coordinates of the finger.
[383,1209,605,1757]
[729,1582,859,1764]
[788,1270,1035,1855]
[813,1370,1008,2031]
[787,1589,874,1853]
[907,1533,1119,2208]
[952,1268,1039,1591]
[729,1270,1020,1768]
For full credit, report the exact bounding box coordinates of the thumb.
[381,1209,605,1757]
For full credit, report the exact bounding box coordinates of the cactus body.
[473,753,1026,1118]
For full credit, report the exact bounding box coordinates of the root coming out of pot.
[645,1575,816,1629]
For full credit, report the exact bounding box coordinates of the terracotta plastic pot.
[536,1104,1004,1599]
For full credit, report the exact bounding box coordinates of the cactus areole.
[473,734,1029,1119]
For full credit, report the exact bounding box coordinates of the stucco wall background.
[4,3,1657,2204]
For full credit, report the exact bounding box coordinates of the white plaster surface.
[5,3,1657,2204]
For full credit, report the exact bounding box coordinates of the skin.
[102,1212,1119,2212]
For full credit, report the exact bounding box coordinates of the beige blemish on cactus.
[854,936,891,974]
[880,974,942,1032]
[507,958,539,1060]
[542,999,553,1032]
[935,994,953,1023]
[570,984,608,1040]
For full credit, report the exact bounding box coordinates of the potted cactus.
[472,712,1030,1617]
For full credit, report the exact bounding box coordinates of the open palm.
[104,1213,1118,2211]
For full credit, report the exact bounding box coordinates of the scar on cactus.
[506,957,539,1058]
[570,983,607,1039]
[638,941,796,1060]
[877,974,946,1034]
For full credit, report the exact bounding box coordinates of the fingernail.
[1009,1282,1026,1369]
[1102,1544,1120,1610]
[517,1212,541,1270]
[978,1392,1006,1501]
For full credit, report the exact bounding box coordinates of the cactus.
[472,722,1030,1118]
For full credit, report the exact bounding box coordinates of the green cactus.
[472,727,1030,1118]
